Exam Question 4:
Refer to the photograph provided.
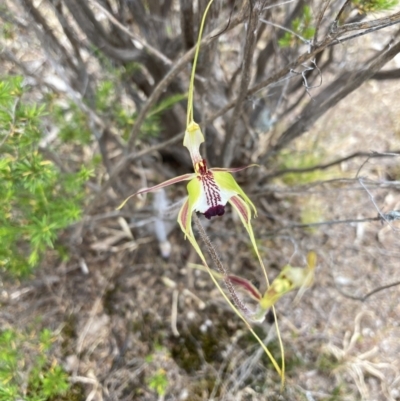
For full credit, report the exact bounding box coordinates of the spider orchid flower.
[118,120,258,264]
[178,121,259,263]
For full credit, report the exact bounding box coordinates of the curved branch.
[63,0,141,62]
[87,0,173,66]
[271,39,400,156]
[372,68,400,80]
[336,281,400,302]
[260,151,400,183]
[335,10,400,34]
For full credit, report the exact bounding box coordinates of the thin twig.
[333,0,351,25]
[260,150,400,183]
[64,0,140,62]
[222,1,261,166]
[313,0,331,45]
[272,39,400,154]
[358,178,400,233]
[336,281,400,302]
[266,206,400,234]
[209,36,338,127]
[259,18,310,44]
[249,12,400,103]
[262,0,295,11]
[255,177,400,197]
[358,178,386,222]
[336,10,400,34]
[88,0,172,66]
[329,19,400,47]
[83,132,184,214]
[268,216,381,233]
[171,289,180,336]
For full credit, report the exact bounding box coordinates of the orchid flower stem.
[193,214,283,380]
[193,214,251,316]
[188,3,287,374]
[187,0,215,126]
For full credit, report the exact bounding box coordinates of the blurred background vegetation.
[1,1,400,400]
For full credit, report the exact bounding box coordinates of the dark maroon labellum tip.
[204,205,225,219]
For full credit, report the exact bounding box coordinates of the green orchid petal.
[256,263,311,317]
[177,194,207,265]
[227,190,271,289]
[187,176,202,202]
[228,194,263,270]
[259,266,294,310]
[259,254,317,310]
[213,172,257,216]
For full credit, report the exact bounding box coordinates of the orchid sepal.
[177,197,207,265]
[228,195,262,263]
[215,173,257,217]
[184,121,204,167]
[210,164,259,173]
[116,173,195,210]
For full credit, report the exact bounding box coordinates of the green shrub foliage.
[0,76,92,275]
[0,327,70,401]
